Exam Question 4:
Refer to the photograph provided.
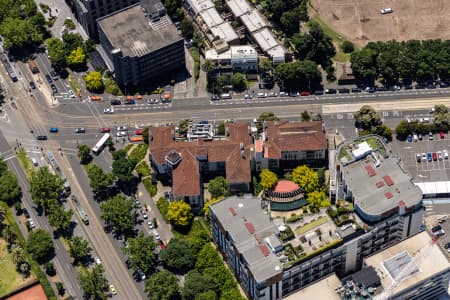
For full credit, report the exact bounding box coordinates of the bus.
[92,133,110,155]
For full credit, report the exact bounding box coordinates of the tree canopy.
[256,112,279,132]
[307,190,330,212]
[100,194,136,235]
[292,165,320,194]
[160,239,195,273]
[112,149,137,189]
[231,72,247,92]
[26,229,54,263]
[69,236,92,266]
[0,169,21,205]
[47,204,72,234]
[145,270,180,300]
[86,164,114,197]
[123,231,156,275]
[354,105,382,131]
[276,60,321,91]
[259,169,278,191]
[265,0,307,37]
[167,200,193,228]
[66,47,86,68]
[78,144,92,165]
[29,167,64,212]
[207,176,228,198]
[79,264,108,300]
[182,270,218,300]
[84,71,104,92]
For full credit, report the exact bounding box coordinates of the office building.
[97,2,185,86]
[66,0,139,38]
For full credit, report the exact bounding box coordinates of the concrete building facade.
[97,2,185,86]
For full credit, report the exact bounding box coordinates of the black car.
[51,84,58,94]
[325,89,337,94]
[110,99,121,105]
[351,87,362,93]
[439,82,449,88]
[404,85,413,90]
[75,128,86,133]
[45,74,52,83]
[445,243,450,249]
[338,88,350,94]
[314,90,324,95]
[375,86,387,92]
[37,135,47,140]
[366,87,376,93]
[50,70,58,80]
[29,81,36,89]
[125,100,135,105]
[23,208,30,218]
[431,225,442,233]
[210,95,219,101]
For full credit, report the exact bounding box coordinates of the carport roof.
[414,181,450,195]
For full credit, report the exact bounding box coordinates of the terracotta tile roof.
[226,122,252,144]
[225,147,251,183]
[264,121,326,159]
[255,140,263,153]
[172,149,200,197]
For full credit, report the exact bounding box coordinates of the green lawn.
[365,137,379,150]
[16,151,33,179]
[0,240,34,297]
[173,219,208,241]
[295,216,328,235]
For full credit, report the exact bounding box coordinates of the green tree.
[44,261,56,276]
[259,57,273,73]
[280,9,300,36]
[0,171,21,205]
[341,40,355,53]
[79,264,108,300]
[62,32,84,52]
[256,111,279,132]
[66,46,86,68]
[276,60,321,91]
[29,167,64,213]
[208,176,228,198]
[47,204,72,234]
[307,190,330,212]
[178,119,193,136]
[259,169,278,191]
[100,194,136,235]
[301,110,311,122]
[197,291,217,300]
[292,165,319,194]
[202,59,215,74]
[182,270,218,300]
[0,158,8,175]
[69,236,92,266]
[86,164,114,196]
[203,197,224,221]
[26,229,54,263]
[180,17,194,39]
[231,72,247,91]
[0,17,43,49]
[160,239,195,273]
[350,48,377,83]
[434,104,448,115]
[217,122,225,135]
[123,231,156,275]
[354,105,382,131]
[78,144,92,165]
[168,200,193,228]
[46,37,68,70]
[84,71,104,92]
[145,270,180,300]
[112,149,136,188]
[11,246,26,265]
[55,282,65,296]
[395,120,410,140]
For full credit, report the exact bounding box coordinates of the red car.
[300,91,311,96]
[134,129,144,135]
[159,240,166,249]
[433,152,438,161]
[440,131,445,139]
[100,127,110,133]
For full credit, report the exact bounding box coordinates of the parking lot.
[390,132,450,182]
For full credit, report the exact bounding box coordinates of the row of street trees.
[350,39,450,85]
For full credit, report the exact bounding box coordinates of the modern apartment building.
[65,0,139,38]
[209,135,424,299]
[97,1,185,86]
[205,45,258,73]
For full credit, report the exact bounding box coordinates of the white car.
[103,108,114,114]
[94,257,101,265]
[443,149,449,159]
[147,220,154,229]
[68,89,75,98]
[422,153,427,161]
[117,126,127,131]
[28,219,36,229]
[438,151,443,160]
[116,131,127,137]
[380,8,393,14]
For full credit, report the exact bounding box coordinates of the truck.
[28,60,39,74]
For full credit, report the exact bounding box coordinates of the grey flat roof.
[239,10,266,33]
[97,4,181,57]
[210,195,282,282]
[284,273,341,300]
[209,22,238,43]
[342,149,422,217]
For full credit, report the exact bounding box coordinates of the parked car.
[23,208,30,218]
[45,74,53,83]
[136,269,146,281]
[51,84,58,94]
[125,99,135,105]
[300,91,311,96]
[351,87,362,93]
[427,152,432,162]
[68,89,75,98]
[100,127,110,133]
[116,131,127,137]
[438,151,443,160]
[416,154,421,162]
[210,95,219,101]
[111,99,121,105]
[29,81,36,89]
[141,210,148,219]
[325,89,337,94]
[103,108,114,114]
[338,88,350,94]
[134,129,143,135]
[109,284,117,295]
[418,134,423,140]
[49,127,58,133]
[422,153,427,161]
[440,131,446,139]
[433,152,438,161]
[429,132,434,140]
[407,135,412,142]
[314,90,324,95]
[94,257,101,265]
[117,126,127,131]
[147,220,154,229]
[443,149,449,159]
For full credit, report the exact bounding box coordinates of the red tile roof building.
[149,121,327,210]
